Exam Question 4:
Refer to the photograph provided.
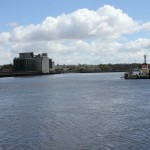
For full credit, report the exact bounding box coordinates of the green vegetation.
[56,63,141,73]
[0,63,141,73]
[0,64,13,72]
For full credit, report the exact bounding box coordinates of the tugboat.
[124,55,150,79]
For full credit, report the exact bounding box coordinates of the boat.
[124,55,150,79]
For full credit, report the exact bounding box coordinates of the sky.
[1,0,150,65]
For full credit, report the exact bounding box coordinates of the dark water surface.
[0,73,150,150]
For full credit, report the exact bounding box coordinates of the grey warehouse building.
[14,52,54,74]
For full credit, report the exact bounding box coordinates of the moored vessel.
[124,55,150,79]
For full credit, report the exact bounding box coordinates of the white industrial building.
[35,53,50,74]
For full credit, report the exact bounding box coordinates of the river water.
[0,72,150,150]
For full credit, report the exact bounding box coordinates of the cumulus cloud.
[0,32,10,44]
[7,22,19,27]
[0,46,11,65]
[1,5,150,65]
[0,5,141,42]
[9,5,140,42]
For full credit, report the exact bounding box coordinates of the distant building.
[49,59,55,71]
[19,52,34,59]
[14,52,36,72]
[35,53,49,73]
[14,52,54,74]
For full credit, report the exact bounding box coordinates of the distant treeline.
[0,63,141,73]
[0,64,13,72]
[56,63,141,73]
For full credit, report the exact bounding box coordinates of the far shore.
[0,71,125,78]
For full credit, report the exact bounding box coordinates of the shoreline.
[0,71,125,78]
[0,71,59,78]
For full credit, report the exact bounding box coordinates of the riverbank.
[0,71,59,78]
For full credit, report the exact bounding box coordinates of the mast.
[144,55,147,65]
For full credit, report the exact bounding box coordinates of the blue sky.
[1,0,150,31]
[0,0,150,65]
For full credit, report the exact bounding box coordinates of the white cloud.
[1,5,150,65]
[8,5,141,42]
[0,47,11,65]
[7,22,19,27]
[0,32,10,44]
[123,38,150,52]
